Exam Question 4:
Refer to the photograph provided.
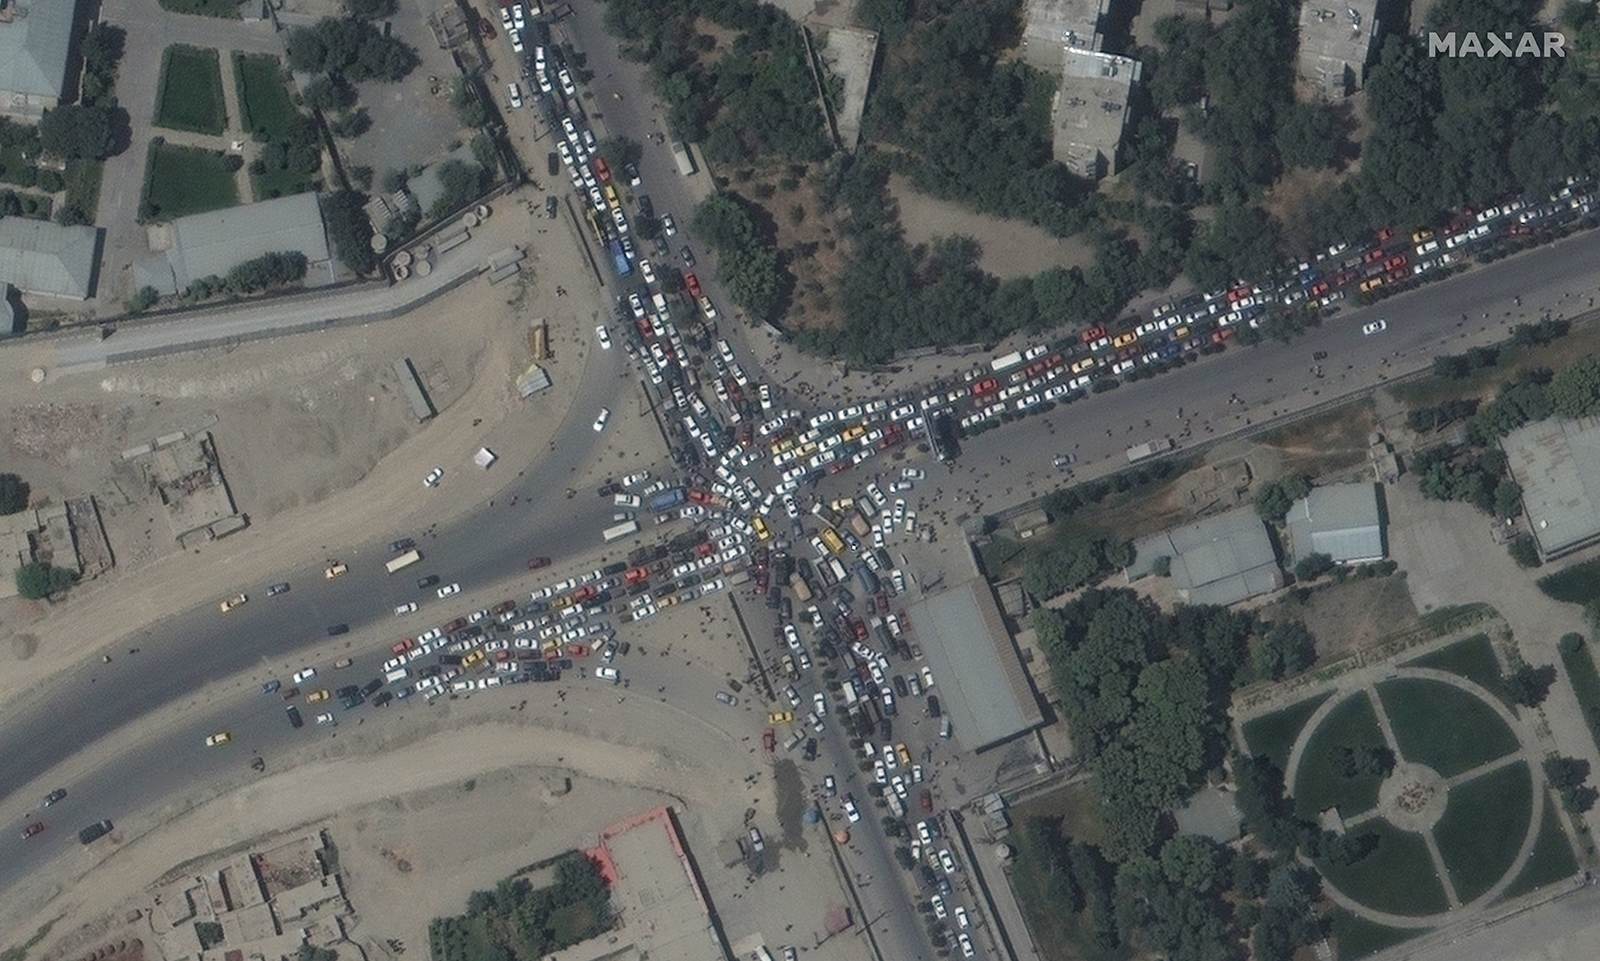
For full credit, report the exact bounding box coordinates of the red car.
[527,556,551,570]
[1080,326,1106,343]
[1376,226,1395,241]
[1211,329,1234,344]
[20,822,44,840]
[971,378,999,397]
[1046,353,1065,369]
[1363,248,1385,264]
[919,789,933,813]
[688,489,712,504]
[390,639,414,655]
[1310,281,1329,297]
[573,585,597,602]
[696,541,715,558]
[566,643,589,658]
[684,273,703,298]
[1384,255,1407,271]
[592,157,611,184]
[1024,360,1047,378]
[624,566,650,585]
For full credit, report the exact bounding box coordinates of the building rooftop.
[906,575,1045,752]
[0,0,78,105]
[0,216,100,299]
[1285,482,1385,564]
[1052,49,1140,179]
[1502,417,1600,560]
[1019,0,1105,71]
[1296,0,1379,99]
[1127,506,1283,606]
[0,282,16,335]
[134,192,334,295]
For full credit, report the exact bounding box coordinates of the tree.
[1292,552,1335,581]
[344,0,397,18]
[1544,756,1598,813]
[38,105,120,161]
[1506,663,1557,707]
[323,189,377,274]
[1508,534,1543,568]
[1276,102,1344,169]
[1253,865,1322,961]
[894,845,917,870]
[428,159,486,220]
[126,286,160,314]
[1548,356,1600,418]
[0,473,29,514]
[1254,621,1316,679]
[15,561,78,599]
[1158,835,1231,894]
[1335,744,1394,778]
[1255,475,1311,521]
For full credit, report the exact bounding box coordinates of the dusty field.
[1248,397,1378,481]
[0,194,604,704]
[1255,574,1421,659]
[889,175,1097,282]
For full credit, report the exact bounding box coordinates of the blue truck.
[609,239,632,277]
[649,488,686,512]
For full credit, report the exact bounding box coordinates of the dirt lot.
[1254,574,1421,659]
[0,194,601,704]
[890,175,1097,282]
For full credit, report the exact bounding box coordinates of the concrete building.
[1126,506,1283,606]
[134,193,335,296]
[1052,48,1141,180]
[1286,482,1385,566]
[906,574,1046,753]
[1502,418,1600,561]
[1019,0,1105,71]
[0,281,16,334]
[0,216,101,299]
[0,0,78,119]
[1296,0,1379,99]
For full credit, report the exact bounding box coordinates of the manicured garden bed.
[1377,677,1519,778]
[1499,796,1579,901]
[1433,761,1532,903]
[141,141,238,220]
[154,45,227,135]
[1328,910,1421,961]
[1317,818,1449,916]
[1292,692,1387,819]
[157,0,241,17]
[233,53,298,140]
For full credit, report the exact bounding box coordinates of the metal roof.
[139,193,334,294]
[1019,0,1105,70]
[0,282,15,335]
[0,0,77,102]
[1052,49,1141,179]
[906,578,1044,752]
[1286,483,1385,564]
[1128,506,1282,606]
[1296,0,1379,98]
[0,216,100,299]
[1502,417,1600,560]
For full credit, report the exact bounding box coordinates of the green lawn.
[1328,910,1422,961]
[1378,677,1519,778]
[1538,557,1600,604]
[1405,634,1509,705]
[1559,637,1600,752]
[1242,692,1332,773]
[156,0,241,16]
[1317,818,1450,916]
[0,143,35,187]
[1433,761,1533,903]
[62,159,103,222]
[1500,796,1580,901]
[251,165,319,203]
[1292,692,1387,819]
[233,53,298,140]
[154,45,227,135]
[142,142,238,220]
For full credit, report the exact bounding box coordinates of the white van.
[385,668,409,684]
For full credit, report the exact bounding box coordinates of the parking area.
[339,0,468,182]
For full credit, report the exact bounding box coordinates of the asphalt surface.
[8,11,1600,957]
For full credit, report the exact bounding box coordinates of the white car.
[931,895,948,919]
[423,466,443,487]
[902,467,925,480]
[595,325,612,350]
[662,214,677,235]
[611,206,629,234]
[561,117,578,143]
[506,82,523,109]
[436,582,461,598]
[939,849,959,874]
[595,665,620,683]
[958,933,975,958]
[843,796,861,822]
[292,667,316,684]
[1362,319,1388,335]
[593,407,611,432]
[640,259,657,285]
[559,68,577,97]
[315,712,336,726]
[394,602,418,616]
[955,907,970,929]
[627,292,646,318]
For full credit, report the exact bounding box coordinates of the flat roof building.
[0,0,78,119]
[1286,482,1385,565]
[1502,418,1600,561]
[906,575,1045,752]
[1019,0,1105,71]
[134,193,334,295]
[1296,0,1379,99]
[1126,506,1283,606]
[1052,48,1141,180]
[0,216,101,299]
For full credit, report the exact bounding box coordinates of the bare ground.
[889,175,1097,282]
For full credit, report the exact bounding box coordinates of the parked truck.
[670,140,697,176]
[789,571,813,602]
[990,350,1024,372]
[1126,438,1176,463]
[608,239,632,277]
[648,487,687,512]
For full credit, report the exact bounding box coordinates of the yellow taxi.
[463,650,487,669]
[324,562,348,579]
[204,732,231,747]
[841,424,867,442]
[306,689,330,703]
[820,528,845,555]
[768,710,795,724]
[752,515,773,542]
[896,743,913,767]
[1112,331,1138,349]
[218,593,248,613]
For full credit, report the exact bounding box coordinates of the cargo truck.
[1126,438,1176,463]
[789,571,813,602]
[670,140,697,176]
[608,239,632,277]
[385,549,422,573]
[990,350,1024,372]
[602,520,640,542]
[648,487,687,512]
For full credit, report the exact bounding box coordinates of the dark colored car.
[42,788,67,807]
[546,195,559,218]
[260,679,281,695]
[266,583,290,596]
[21,822,45,840]
[680,245,695,267]
[528,556,551,570]
[417,574,440,589]
[878,717,893,740]
[803,738,818,761]
[372,691,394,708]
[77,820,113,845]
[547,151,559,176]
[336,685,361,700]
[326,624,348,636]
[390,538,416,553]
[892,675,910,698]
[362,678,384,696]
[927,694,942,718]
[285,706,304,728]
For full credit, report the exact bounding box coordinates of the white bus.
[602,520,640,542]
[385,549,423,573]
